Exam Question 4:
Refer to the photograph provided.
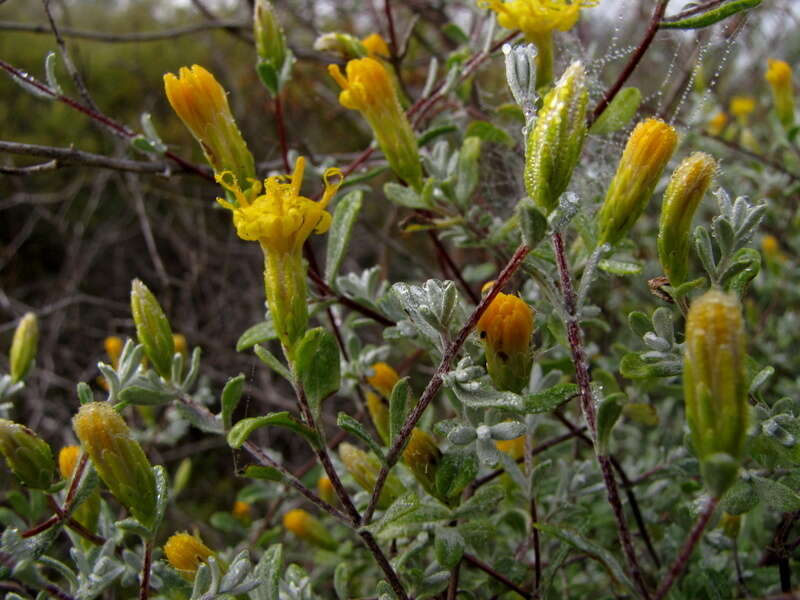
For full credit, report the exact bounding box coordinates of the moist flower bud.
[9,312,38,383]
[164,532,214,579]
[131,279,175,379]
[329,57,422,190]
[339,442,403,509]
[597,118,678,246]
[765,59,795,129]
[477,292,534,393]
[657,152,717,286]
[366,362,399,444]
[317,475,335,505]
[283,508,336,550]
[0,419,55,490]
[684,289,748,497]
[73,402,157,528]
[524,61,588,214]
[254,0,288,71]
[402,428,442,498]
[163,65,255,183]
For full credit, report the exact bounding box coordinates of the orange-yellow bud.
[597,118,678,246]
[317,475,335,505]
[163,65,255,182]
[58,445,81,480]
[367,362,399,397]
[339,442,403,509]
[477,292,534,392]
[232,500,253,520]
[706,112,728,137]
[328,58,421,189]
[729,96,755,123]
[164,532,214,578]
[402,428,442,498]
[765,59,795,128]
[282,508,335,549]
[495,435,526,460]
[362,33,390,58]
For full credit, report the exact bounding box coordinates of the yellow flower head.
[766,59,792,89]
[163,65,255,182]
[283,508,336,549]
[58,445,80,480]
[232,500,252,520]
[329,57,396,114]
[362,33,391,58]
[367,362,399,397]
[172,333,188,356]
[216,157,343,255]
[479,0,598,39]
[706,112,728,137]
[496,436,526,460]
[729,96,756,119]
[164,532,214,576]
[477,293,534,357]
[317,475,335,504]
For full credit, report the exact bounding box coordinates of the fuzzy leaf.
[523,383,579,413]
[221,374,245,430]
[325,190,363,283]
[237,321,277,351]
[589,87,641,135]
[294,328,341,419]
[227,412,318,449]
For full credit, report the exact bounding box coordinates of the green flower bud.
[657,152,717,286]
[254,0,288,69]
[339,442,403,509]
[283,509,336,550]
[0,419,55,490]
[597,118,678,246]
[130,279,174,379]
[684,289,748,497]
[9,312,38,383]
[73,402,157,528]
[402,428,442,499]
[313,32,368,60]
[524,61,588,214]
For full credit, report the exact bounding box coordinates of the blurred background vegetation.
[2,0,799,550]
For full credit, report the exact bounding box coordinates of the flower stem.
[653,496,719,600]
[551,231,651,599]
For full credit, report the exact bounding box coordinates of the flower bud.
[232,500,253,521]
[766,59,795,129]
[131,279,175,379]
[657,152,717,286]
[254,0,288,71]
[524,61,588,214]
[339,442,403,509]
[0,419,55,490]
[402,428,442,498]
[597,118,678,246]
[314,33,368,59]
[163,65,255,183]
[706,112,728,137]
[684,289,748,497]
[105,336,124,367]
[361,33,390,58]
[329,57,422,190]
[495,435,526,460]
[73,402,157,528]
[729,96,755,124]
[58,445,80,480]
[283,509,336,550]
[173,334,188,357]
[164,532,214,579]
[9,312,38,383]
[317,475,335,505]
[476,293,534,393]
[366,362,399,445]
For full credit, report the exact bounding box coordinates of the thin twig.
[550,232,651,599]
[274,94,290,172]
[589,0,670,127]
[447,561,461,600]
[530,495,542,598]
[0,19,248,42]
[653,496,719,600]
[463,553,529,597]
[362,244,530,524]
[139,539,153,600]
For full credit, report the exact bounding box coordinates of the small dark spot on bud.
[498,351,509,362]
[479,331,487,339]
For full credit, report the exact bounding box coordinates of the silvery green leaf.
[735,202,766,247]
[191,562,213,599]
[476,436,504,465]
[338,412,385,461]
[750,366,774,394]
[384,182,431,210]
[643,332,671,352]
[181,347,202,390]
[453,485,504,520]
[325,190,363,282]
[44,52,62,94]
[454,137,481,207]
[252,544,283,600]
[651,307,675,346]
[140,112,167,154]
[237,320,277,351]
[219,549,252,592]
[548,192,580,232]
[712,216,735,258]
[490,421,526,440]
[445,371,523,411]
[254,344,292,382]
[334,562,350,599]
[389,377,411,444]
[502,43,538,120]
[577,243,609,309]
[447,425,477,445]
[694,225,716,278]
[752,475,800,511]
[174,398,224,434]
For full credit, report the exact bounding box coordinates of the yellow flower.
[729,96,755,122]
[317,475,335,505]
[283,508,336,549]
[164,532,214,577]
[765,59,795,128]
[367,362,399,397]
[216,156,342,255]
[402,428,442,498]
[362,33,390,58]
[172,333,188,356]
[479,0,598,39]
[706,112,728,137]
[597,118,678,246]
[328,57,422,189]
[496,436,526,460]
[232,500,253,520]
[105,336,124,368]
[163,65,255,183]
[58,445,80,480]
[477,292,534,392]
